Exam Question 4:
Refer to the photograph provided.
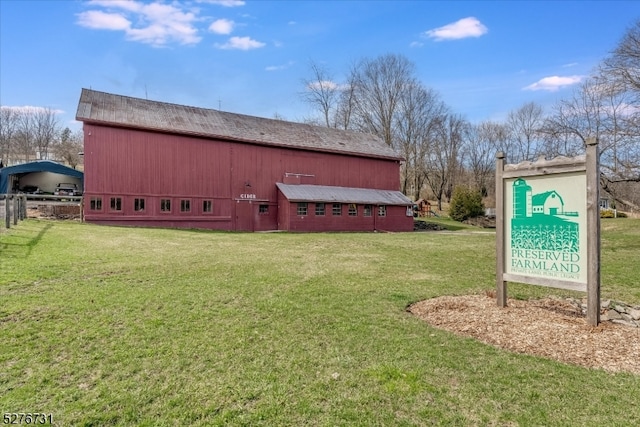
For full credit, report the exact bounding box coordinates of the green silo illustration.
[513,178,532,218]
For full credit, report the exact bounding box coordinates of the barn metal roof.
[76,89,402,161]
[276,183,413,205]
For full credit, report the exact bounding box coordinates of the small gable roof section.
[0,160,83,193]
[277,183,413,206]
[76,89,401,161]
[532,191,564,206]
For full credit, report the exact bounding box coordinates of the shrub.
[449,186,485,222]
[601,209,627,218]
[601,209,614,218]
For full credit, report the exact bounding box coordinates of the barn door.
[235,200,254,231]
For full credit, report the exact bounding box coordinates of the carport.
[0,160,84,194]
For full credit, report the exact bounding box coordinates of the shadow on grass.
[0,222,53,259]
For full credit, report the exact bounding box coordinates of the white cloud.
[209,18,234,35]
[619,103,640,116]
[76,10,131,30]
[424,17,488,41]
[216,36,265,50]
[523,75,583,92]
[1,106,64,115]
[197,0,246,6]
[307,80,339,90]
[77,1,201,47]
[410,41,423,48]
[86,0,142,13]
[266,61,295,71]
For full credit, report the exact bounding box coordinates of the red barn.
[75,89,413,232]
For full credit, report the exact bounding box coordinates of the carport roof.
[0,160,83,193]
[276,183,412,205]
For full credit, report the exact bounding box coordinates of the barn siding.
[83,123,410,232]
[278,199,413,233]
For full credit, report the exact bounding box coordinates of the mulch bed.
[409,294,640,375]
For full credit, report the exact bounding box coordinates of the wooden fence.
[1,194,83,230]
[1,194,28,229]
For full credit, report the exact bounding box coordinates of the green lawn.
[1,219,639,426]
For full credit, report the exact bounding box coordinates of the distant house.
[75,89,413,232]
[532,191,564,216]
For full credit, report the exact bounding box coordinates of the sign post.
[496,152,507,308]
[586,139,601,325]
[496,139,601,325]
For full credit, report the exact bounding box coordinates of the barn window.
[315,203,325,216]
[203,200,212,213]
[180,199,191,212]
[297,203,308,216]
[259,204,269,214]
[363,204,372,217]
[160,199,171,212]
[332,203,341,216]
[110,197,122,211]
[348,204,357,216]
[89,197,102,211]
[134,198,145,212]
[378,206,387,217]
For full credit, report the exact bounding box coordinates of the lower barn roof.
[276,183,412,206]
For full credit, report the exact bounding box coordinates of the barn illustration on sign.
[511,178,579,253]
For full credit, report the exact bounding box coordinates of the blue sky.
[1,0,638,132]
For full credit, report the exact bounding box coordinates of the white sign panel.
[504,172,587,284]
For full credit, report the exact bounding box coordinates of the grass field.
[1,218,639,426]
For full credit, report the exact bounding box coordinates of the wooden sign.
[496,139,601,325]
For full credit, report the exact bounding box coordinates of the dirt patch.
[413,221,446,231]
[28,205,81,220]
[463,216,496,228]
[409,294,640,375]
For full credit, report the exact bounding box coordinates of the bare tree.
[333,74,357,130]
[300,61,339,128]
[53,127,84,169]
[598,19,640,202]
[465,121,508,196]
[602,19,640,96]
[15,110,34,162]
[506,102,545,163]
[543,75,640,210]
[32,107,59,160]
[301,54,450,200]
[396,82,447,199]
[542,78,603,156]
[0,107,19,164]
[349,54,415,147]
[1,107,60,163]
[424,113,466,210]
